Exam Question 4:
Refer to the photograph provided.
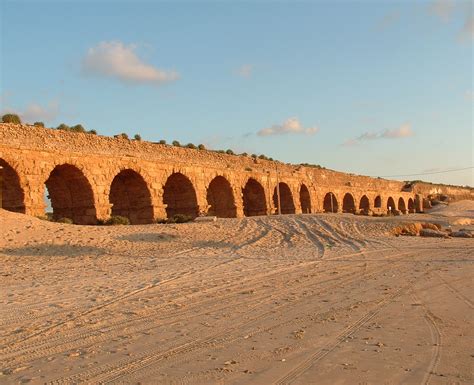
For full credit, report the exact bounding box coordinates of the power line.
[376,166,474,178]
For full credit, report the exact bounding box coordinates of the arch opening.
[374,195,382,208]
[387,197,396,214]
[300,184,312,214]
[342,193,356,214]
[323,192,338,213]
[359,195,370,214]
[45,164,96,224]
[109,169,154,224]
[206,176,236,218]
[242,178,266,216]
[0,158,25,213]
[398,197,407,214]
[408,198,415,213]
[273,182,296,214]
[163,173,199,219]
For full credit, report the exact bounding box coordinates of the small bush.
[171,214,193,223]
[258,154,267,160]
[216,150,225,154]
[186,143,196,149]
[57,123,70,131]
[70,124,86,133]
[134,134,142,141]
[226,149,234,155]
[172,140,181,147]
[56,217,73,224]
[240,152,248,157]
[33,121,45,127]
[251,154,257,158]
[155,218,168,224]
[198,144,206,150]
[245,167,252,171]
[105,215,130,225]
[159,139,167,145]
[116,133,129,140]
[2,114,21,124]
[88,129,97,135]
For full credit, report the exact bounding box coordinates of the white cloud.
[1,100,60,124]
[382,123,414,138]
[429,0,455,22]
[344,123,414,145]
[81,41,179,85]
[258,117,319,137]
[235,64,253,78]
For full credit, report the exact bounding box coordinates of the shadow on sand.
[117,233,178,243]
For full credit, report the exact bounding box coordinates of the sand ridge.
[0,202,473,384]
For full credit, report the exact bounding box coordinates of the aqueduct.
[1,123,470,225]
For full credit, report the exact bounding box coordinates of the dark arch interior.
[398,197,407,214]
[359,195,370,214]
[323,192,338,213]
[342,193,356,213]
[374,195,382,208]
[272,182,295,214]
[300,184,311,214]
[242,178,266,216]
[109,169,154,224]
[408,198,415,213]
[206,176,236,218]
[45,164,97,224]
[0,158,25,213]
[163,173,199,219]
[387,197,396,213]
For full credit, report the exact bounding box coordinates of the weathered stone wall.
[410,182,474,201]
[1,123,467,224]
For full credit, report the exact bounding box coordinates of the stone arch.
[109,169,154,224]
[359,195,370,214]
[242,178,266,216]
[163,172,199,219]
[387,197,396,214]
[273,182,296,214]
[206,176,237,218]
[398,197,407,214]
[300,184,312,214]
[408,198,415,213]
[374,195,382,208]
[45,164,97,224]
[0,158,25,213]
[342,193,356,214]
[323,192,338,213]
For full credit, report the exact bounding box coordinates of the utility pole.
[275,162,281,215]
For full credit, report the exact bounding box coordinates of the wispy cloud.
[1,100,60,124]
[376,11,401,31]
[343,123,414,146]
[258,117,319,137]
[429,0,455,23]
[428,0,474,42]
[459,13,474,41]
[81,41,179,85]
[235,64,253,78]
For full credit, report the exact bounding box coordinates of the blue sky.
[1,0,473,186]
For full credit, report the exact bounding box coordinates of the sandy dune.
[0,202,473,384]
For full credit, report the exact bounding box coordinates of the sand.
[0,202,473,384]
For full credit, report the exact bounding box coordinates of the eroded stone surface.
[0,123,472,224]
